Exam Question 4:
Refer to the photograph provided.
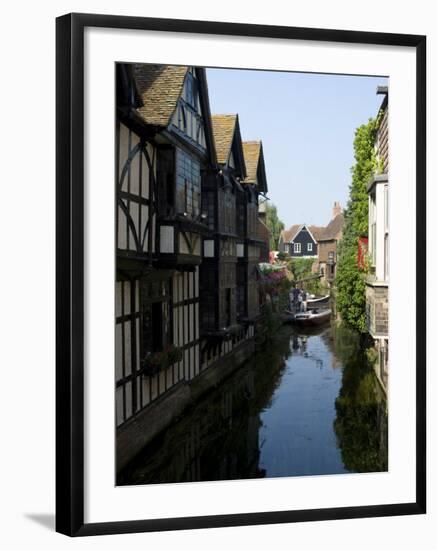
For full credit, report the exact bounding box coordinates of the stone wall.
[366,281,389,337]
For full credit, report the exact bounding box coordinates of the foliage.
[264,202,285,250]
[334,330,388,473]
[365,346,378,366]
[335,116,380,332]
[256,303,282,344]
[284,257,321,294]
[258,263,292,297]
[258,263,293,321]
[288,257,314,281]
[142,344,183,375]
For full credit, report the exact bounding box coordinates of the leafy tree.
[288,257,314,281]
[335,117,379,332]
[265,202,284,250]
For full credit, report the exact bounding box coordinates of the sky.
[206,68,388,228]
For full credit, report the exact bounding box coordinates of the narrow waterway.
[118,324,387,485]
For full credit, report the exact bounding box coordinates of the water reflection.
[117,324,387,485]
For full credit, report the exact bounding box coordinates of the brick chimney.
[332,201,342,219]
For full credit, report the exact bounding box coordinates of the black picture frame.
[56,12,426,537]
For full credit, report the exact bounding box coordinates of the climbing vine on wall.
[335,116,379,333]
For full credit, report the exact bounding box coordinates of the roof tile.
[242,141,261,183]
[211,114,237,164]
[318,213,345,241]
[134,64,188,127]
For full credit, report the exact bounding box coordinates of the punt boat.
[307,295,330,309]
[293,308,331,326]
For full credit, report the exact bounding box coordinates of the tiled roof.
[211,114,237,164]
[242,141,261,183]
[281,224,325,243]
[281,224,300,243]
[309,225,325,241]
[134,64,188,126]
[319,213,345,241]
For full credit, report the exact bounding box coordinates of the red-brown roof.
[318,213,345,241]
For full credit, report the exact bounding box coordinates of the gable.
[170,67,207,149]
[211,114,246,178]
[242,141,268,193]
[134,64,187,126]
[285,224,324,244]
[294,226,318,245]
[133,64,216,163]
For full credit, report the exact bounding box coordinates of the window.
[184,70,198,108]
[293,242,301,253]
[236,263,247,318]
[307,242,313,252]
[200,264,217,330]
[236,194,246,237]
[384,184,389,232]
[225,289,232,327]
[369,191,377,267]
[175,148,201,218]
[156,148,175,216]
[221,187,236,235]
[140,279,172,355]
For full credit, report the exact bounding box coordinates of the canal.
[118,324,388,485]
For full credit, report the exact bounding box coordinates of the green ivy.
[335,116,379,332]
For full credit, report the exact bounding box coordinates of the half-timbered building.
[116,65,270,471]
[201,114,244,335]
[239,141,269,320]
[116,63,217,457]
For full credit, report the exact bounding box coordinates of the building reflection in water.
[118,324,387,485]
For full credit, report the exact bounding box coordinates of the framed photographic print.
[56,13,426,536]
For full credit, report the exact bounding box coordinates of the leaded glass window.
[175,148,201,218]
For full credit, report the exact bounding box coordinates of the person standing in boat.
[301,290,308,312]
[297,290,303,312]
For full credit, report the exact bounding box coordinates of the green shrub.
[335,116,380,332]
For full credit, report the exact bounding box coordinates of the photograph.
[115,62,389,485]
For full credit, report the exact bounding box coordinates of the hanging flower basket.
[141,345,183,376]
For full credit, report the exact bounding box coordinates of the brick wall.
[318,239,336,263]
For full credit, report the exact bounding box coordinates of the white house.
[366,86,389,389]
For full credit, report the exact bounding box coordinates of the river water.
[118,324,388,485]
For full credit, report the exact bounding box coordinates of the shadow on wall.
[24,513,55,531]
